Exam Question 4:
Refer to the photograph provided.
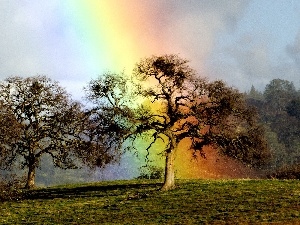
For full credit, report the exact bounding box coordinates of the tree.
[136,165,164,180]
[264,79,297,113]
[0,76,114,189]
[0,102,23,169]
[86,55,270,190]
[286,98,300,120]
[247,85,264,101]
[246,79,300,169]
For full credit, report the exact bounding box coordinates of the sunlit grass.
[1,179,299,224]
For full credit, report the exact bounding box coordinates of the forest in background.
[245,78,300,175]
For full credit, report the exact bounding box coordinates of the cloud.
[286,31,300,68]
[159,0,251,67]
[0,1,96,99]
[205,1,300,92]
[0,0,252,100]
[0,1,59,76]
[208,32,274,90]
[207,29,300,91]
[1,0,299,98]
[101,0,251,74]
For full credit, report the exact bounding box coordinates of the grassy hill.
[1,179,299,224]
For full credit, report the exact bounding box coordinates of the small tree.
[0,76,114,189]
[86,55,270,190]
[136,166,164,180]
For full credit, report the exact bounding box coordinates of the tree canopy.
[86,55,270,190]
[0,76,114,189]
[246,78,300,170]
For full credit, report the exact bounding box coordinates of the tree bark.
[161,149,176,191]
[25,163,36,189]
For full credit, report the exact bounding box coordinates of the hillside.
[1,179,299,224]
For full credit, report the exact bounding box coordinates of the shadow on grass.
[24,182,162,200]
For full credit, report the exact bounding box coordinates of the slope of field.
[1,179,299,224]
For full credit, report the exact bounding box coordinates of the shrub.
[267,164,300,179]
[136,166,164,180]
[0,173,26,201]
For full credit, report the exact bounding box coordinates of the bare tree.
[86,55,270,191]
[0,76,114,189]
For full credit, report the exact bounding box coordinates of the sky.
[1,0,300,100]
[1,0,300,180]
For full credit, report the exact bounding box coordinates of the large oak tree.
[0,76,114,189]
[86,55,270,190]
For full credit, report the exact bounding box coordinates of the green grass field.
[1,179,299,224]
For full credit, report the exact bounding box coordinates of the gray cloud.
[160,0,251,65]
[286,31,300,68]
[0,1,57,76]
[208,32,274,90]
[0,0,97,99]
[0,0,252,99]
[1,0,299,98]
[207,27,300,91]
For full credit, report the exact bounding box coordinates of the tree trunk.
[161,149,176,191]
[25,163,36,189]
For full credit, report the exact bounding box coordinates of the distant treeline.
[245,79,300,172]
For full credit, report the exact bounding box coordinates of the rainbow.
[62,1,164,74]
[60,1,255,180]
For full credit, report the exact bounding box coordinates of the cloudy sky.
[1,0,300,100]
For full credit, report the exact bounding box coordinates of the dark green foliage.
[264,79,297,112]
[248,85,264,101]
[136,166,164,179]
[286,98,300,120]
[246,78,300,173]
[268,164,300,179]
